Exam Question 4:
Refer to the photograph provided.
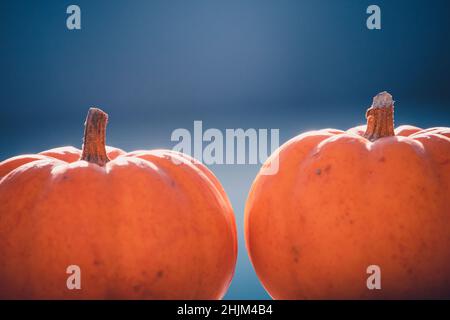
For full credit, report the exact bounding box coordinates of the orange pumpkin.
[245,92,450,299]
[0,108,237,299]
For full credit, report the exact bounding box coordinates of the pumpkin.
[0,108,237,299]
[245,92,450,299]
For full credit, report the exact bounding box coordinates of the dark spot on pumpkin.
[298,214,307,225]
[349,219,354,225]
[420,240,428,251]
[170,180,176,187]
[316,168,321,175]
[142,289,156,298]
[93,259,102,266]
[324,164,332,173]
[133,284,142,292]
[62,175,69,180]
[291,246,300,263]
[156,270,164,278]
[378,157,386,162]
[105,288,121,299]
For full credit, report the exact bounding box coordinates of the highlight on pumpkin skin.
[0,154,50,179]
[39,146,82,163]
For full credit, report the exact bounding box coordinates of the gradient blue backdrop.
[1,0,449,299]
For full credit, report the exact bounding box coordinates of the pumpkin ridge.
[0,155,53,180]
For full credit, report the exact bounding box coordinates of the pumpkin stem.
[363,91,395,141]
[80,107,110,166]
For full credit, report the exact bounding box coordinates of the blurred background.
[1,0,449,299]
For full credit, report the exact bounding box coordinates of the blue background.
[1,0,449,299]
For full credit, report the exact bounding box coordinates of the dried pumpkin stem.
[80,107,110,166]
[363,91,395,141]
